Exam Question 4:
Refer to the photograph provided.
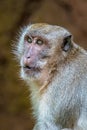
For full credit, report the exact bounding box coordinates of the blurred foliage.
[0,0,87,130]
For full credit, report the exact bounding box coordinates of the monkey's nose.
[23,56,34,69]
[23,56,30,65]
[23,58,32,70]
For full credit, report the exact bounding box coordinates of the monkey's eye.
[36,39,43,45]
[26,36,32,43]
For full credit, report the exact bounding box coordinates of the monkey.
[14,23,87,130]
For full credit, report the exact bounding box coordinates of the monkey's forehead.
[25,23,71,37]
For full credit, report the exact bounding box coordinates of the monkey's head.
[16,23,73,85]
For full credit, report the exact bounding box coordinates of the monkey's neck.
[27,68,51,95]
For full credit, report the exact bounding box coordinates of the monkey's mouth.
[23,65,41,73]
[24,65,33,70]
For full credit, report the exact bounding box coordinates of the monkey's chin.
[21,67,41,81]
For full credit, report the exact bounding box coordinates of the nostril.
[27,56,30,59]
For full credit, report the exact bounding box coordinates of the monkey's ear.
[62,35,72,52]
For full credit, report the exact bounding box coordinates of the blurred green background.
[0,0,87,130]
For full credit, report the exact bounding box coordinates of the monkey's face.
[17,23,72,82]
[20,34,50,80]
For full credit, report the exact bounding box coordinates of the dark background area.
[0,0,87,130]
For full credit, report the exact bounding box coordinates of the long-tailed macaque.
[14,23,87,130]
